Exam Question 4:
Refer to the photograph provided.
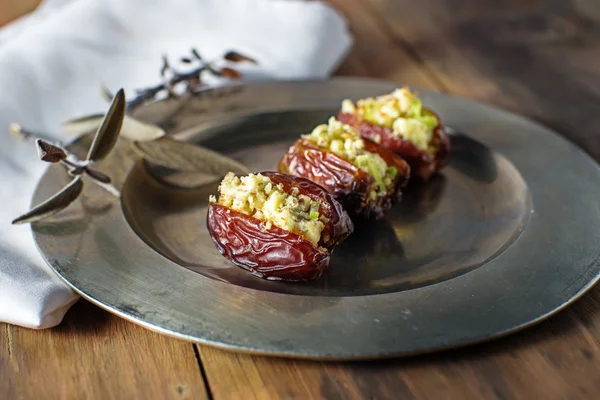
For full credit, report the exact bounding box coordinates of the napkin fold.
[0,0,352,328]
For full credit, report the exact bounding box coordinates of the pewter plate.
[32,78,600,359]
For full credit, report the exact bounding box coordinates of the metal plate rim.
[47,266,600,361]
[31,77,600,360]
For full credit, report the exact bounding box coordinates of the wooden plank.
[0,300,208,400]
[330,0,437,88]
[198,299,600,400]
[196,0,600,399]
[0,325,17,400]
[0,0,41,28]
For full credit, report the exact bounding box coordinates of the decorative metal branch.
[111,49,256,113]
[62,48,256,173]
[10,48,257,224]
[62,48,257,142]
[12,89,126,224]
[10,123,59,144]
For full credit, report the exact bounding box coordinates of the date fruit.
[207,171,353,281]
[337,87,450,182]
[279,118,410,220]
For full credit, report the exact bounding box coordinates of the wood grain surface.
[0,0,41,28]
[3,0,600,399]
[1,301,208,399]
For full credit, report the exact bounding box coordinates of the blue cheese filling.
[341,87,438,153]
[211,172,326,246]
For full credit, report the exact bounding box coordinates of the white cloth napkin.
[0,0,352,329]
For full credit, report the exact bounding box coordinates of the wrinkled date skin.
[278,139,410,220]
[207,173,353,282]
[338,110,450,183]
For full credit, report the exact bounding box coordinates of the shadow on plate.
[447,131,498,183]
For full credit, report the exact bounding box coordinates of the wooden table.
[3,0,600,398]
[0,0,39,27]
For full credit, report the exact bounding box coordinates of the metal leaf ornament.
[36,139,67,163]
[86,89,126,162]
[223,51,258,64]
[12,177,84,224]
[131,137,250,176]
[12,89,126,225]
[63,113,166,142]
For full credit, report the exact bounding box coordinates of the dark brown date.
[337,110,450,183]
[207,172,353,281]
[278,139,410,220]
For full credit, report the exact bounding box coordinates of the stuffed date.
[337,87,450,182]
[279,117,410,220]
[207,171,353,281]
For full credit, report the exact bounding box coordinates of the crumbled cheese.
[341,87,438,153]
[214,172,325,246]
[302,117,397,197]
[341,99,356,114]
[392,118,430,151]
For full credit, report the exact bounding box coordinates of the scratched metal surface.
[30,78,600,359]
